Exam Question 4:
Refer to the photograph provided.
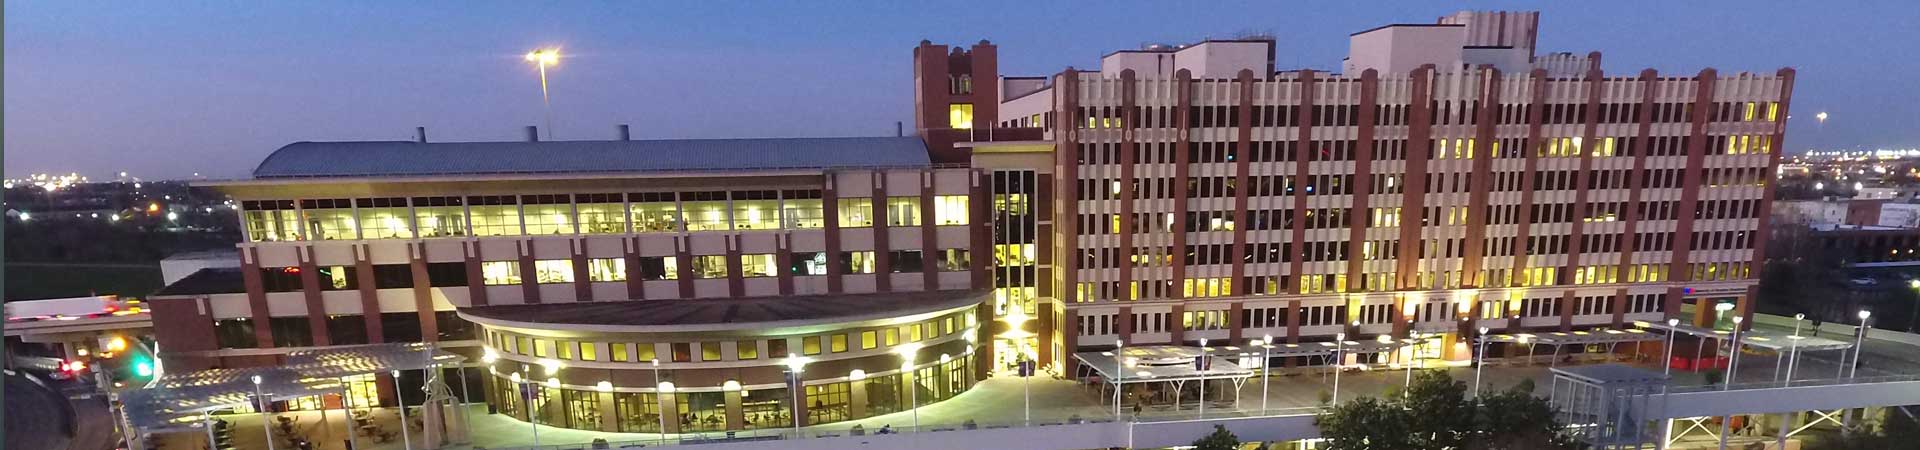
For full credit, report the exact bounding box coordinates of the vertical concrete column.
[724,389,744,430]
[464,240,489,306]
[518,240,541,303]
[412,242,439,341]
[572,238,591,301]
[849,377,869,419]
[239,247,276,348]
[298,246,332,346]
[659,391,681,434]
[597,391,618,432]
[1560,291,1578,332]
[624,237,646,300]
[873,174,893,292]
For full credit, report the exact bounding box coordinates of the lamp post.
[394,370,414,450]
[1850,310,1871,379]
[523,48,560,140]
[1111,339,1123,420]
[339,377,358,450]
[784,354,810,438]
[1785,314,1804,386]
[651,359,666,444]
[1260,334,1274,414]
[1718,317,1744,450]
[1663,318,1681,375]
[1473,327,1489,400]
[896,343,923,431]
[1403,331,1417,396]
[252,375,275,450]
[1332,332,1345,405]
[1198,338,1209,419]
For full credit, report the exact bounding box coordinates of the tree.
[1191,424,1241,450]
[1315,371,1581,450]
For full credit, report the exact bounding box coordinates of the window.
[301,199,357,240]
[768,339,788,358]
[242,200,301,241]
[933,196,969,225]
[781,190,824,229]
[639,256,678,280]
[576,193,626,234]
[886,197,921,226]
[938,249,970,271]
[521,195,575,235]
[318,266,355,290]
[802,336,822,355]
[634,343,656,362]
[629,193,679,232]
[692,255,729,279]
[890,250,924,273]
[791,252,827,275]
[731,191,780,230]
[468,196,522,236]
[557,341,575,360]
[681,191,730,231]
[588,258,627,282]
[837,198,874,227]
[861,331,877,349]
[481,261,521,285]
[412,196,467,238]
[830,334,848,353]
[741,254,776,277]
[610,343,629,362]
[370,264,412,289]
[581,343,598,361]
[842,251,876,274]
[356,198,412,239]
[701,342,721,361]
[736,341,758,360]
[950,103,974,129]
[534,260,574,283]
[671,343,692,362]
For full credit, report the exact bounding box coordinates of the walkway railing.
[1667,373,1920,394]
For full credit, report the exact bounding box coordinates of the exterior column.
[239,247,276,348]
[1669,69,1719,282]
[1171,69,1194,297]
[675,236,695,298]
[1461,68,1502,283]
[873,174,893,292]
[824,174,844,294]
[921,170,940,291]
[1618,69,1661,281]
[1119,69,1139,300]
[356,244,386,343]
[1512,69,1551,285]
[849,377,869,419]
[597,391,618,432]
[1397,66,1434,289]
[726,235,745,297]
[572,239,591,301]
[464,240,489,306]
[659,391,681,434]
[624,237,646,300]
[1348,69,1380,289]
[298,246,332,346]
[724,388,744,430]
[413,242,439,341]
[518,240,541,303]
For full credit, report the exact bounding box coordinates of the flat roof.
[152,267,245,297]
[458,289,988,333]
[1075,345,1254,384]
[251,136,932,179]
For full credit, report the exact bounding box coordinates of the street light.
[1110,339,1123,420]
[523,48,561,140]
[1850,310,1871,379]
[394,370,414,450]
[896,343,923,431]
[1720,317,1744,450]
[1332,332,1346,405]
[1198,338,1209,419]
[650,359,666,444]
[1259,334,1274,414]
[1473,327,1490,399]
[1663,318,1680,375]
[783,354,810,438]
[252,375,275,450]
[1784,314,1805,386]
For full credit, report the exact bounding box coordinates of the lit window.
[468,197,522,236]
[802,336,822,355]
[610,343,629,362]
[481,261,520,286]
[932,196,969,225]
[701,342,722,361]
[938,249,970,272]
[731,191,781,230]
[782,190,824,229]
[681,192,730,232]
[413,197,467,238]
[356,198,412,239]
[638,256,678,280]
[736,341,758,360]
[837,198,873,227]
[692,255,729,279]
[841,251,877,274]
[949,104,974,129]
[886,197,921,226]
[629,193,679,232]
[588,258,626,282]
[860,331,877,350]
[580,343,597,361]
[741,254,776,277]
[521,196,575,235]
[301,199,357,240]
[790,252,828,276]
[577,195,626,234]
[830,334,848,353]
[534,260,574,284]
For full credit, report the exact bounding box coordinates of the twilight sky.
[6,1,1916,179]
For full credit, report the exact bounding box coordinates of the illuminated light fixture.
[481,347,500,364]
[537,358,563,374]
[596,380,614,392]
[849,369,867,381]
[546,377,560,388]
[723,380,741,391]
[657,381,676,393]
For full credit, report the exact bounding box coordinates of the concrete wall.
[1346,26,1465,74]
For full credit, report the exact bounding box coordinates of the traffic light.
[133,358,154,378]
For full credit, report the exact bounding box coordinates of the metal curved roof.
[251,136,932,178]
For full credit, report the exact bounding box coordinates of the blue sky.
[6,1,1916,179]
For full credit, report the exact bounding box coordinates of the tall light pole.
[1111,339,1123,420]
[1332,332,1345,405]
[1259,334,1274,414]
[1718,316,1743,450]
[651,359,666,444]
[1850,310,1871,379]
[896,343,923,431]
[1658,319,1674,376]
[1403,330,1417,396]
[1473,327,1489,400]
[1785,314,1804,386]
[1198,338,1209,419]
[524,48,560,140]
[784,354,810,438]
[252,375,275,450]
[394,370,414,450]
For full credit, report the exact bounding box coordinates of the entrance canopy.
[121,342,464,431]
[1631,321,1854,352]
[1481,328,1664,347]
[1074,345,1254,384]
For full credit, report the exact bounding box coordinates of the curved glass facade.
[483,351,979,433]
